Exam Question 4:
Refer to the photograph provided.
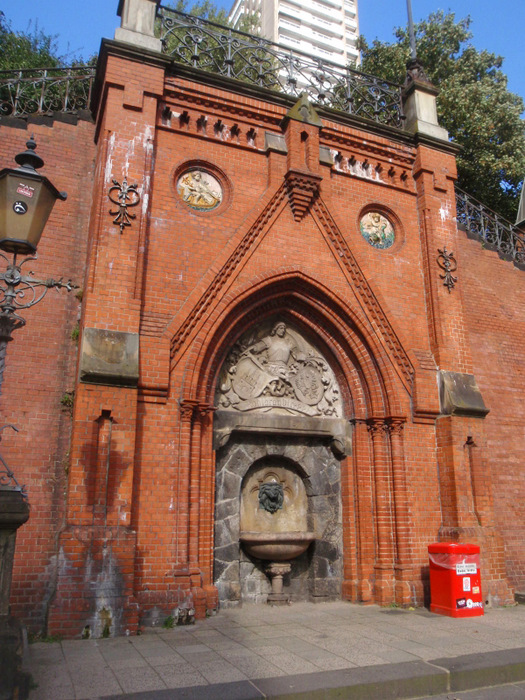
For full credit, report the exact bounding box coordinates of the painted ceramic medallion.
[177,169,223,211]
[360,211,395,249]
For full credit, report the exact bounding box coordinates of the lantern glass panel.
[0,171,57,254]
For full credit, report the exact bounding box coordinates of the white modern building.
[229,0,360,68]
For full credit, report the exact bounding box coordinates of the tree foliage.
[0,11,96,69]
[171,0,229,25]
[358,12,525,221]
[0,11,61,70]
[170,1,258,33]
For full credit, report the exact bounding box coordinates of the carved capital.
[180,400,198,422]
[366,418,388,437]
[386,418,405,436]
[197,403,216,425]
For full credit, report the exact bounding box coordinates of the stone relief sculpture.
[215,320,342,417]
[177,169,222,210]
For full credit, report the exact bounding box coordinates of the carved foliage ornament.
[360,211,395,249]
[215,320,342,417]
[176,169,222,211]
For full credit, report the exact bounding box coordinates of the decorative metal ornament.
[455,188,525,266]
[258,482,284,514]
[360,212,395,249]
[177,169,222,211]
[437,247,458,292]
[0,251,77,392]
[157,7,405,129]
[0,424,27,498]
[108,178,140,234]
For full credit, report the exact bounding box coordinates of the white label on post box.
[456,563,477,575]
[463,577,471,592]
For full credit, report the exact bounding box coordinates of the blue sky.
[4,1,525,104]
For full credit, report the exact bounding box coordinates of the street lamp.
[0,137,73,696]
[0,136,75,393]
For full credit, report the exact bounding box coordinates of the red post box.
[428,543,484,618]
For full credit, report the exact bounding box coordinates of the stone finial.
[282,94,323,129]
[404,57,432,87]
[115,0,162,52]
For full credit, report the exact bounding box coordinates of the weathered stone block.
[79,328,139,387]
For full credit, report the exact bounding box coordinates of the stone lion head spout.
[258,482,284,514]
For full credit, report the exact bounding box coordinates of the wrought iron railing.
[0,67,96,118]
[455,188,525,265]
[157,6,405,129]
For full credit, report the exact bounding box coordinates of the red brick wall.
[4,44,522,636]
[459,230,525,591]
[0,117,96,631]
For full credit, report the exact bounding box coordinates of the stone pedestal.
[266,562,291,605]
[0,489,30,700]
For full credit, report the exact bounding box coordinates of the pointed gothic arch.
[176,269,409,419]
[170,270,416,607]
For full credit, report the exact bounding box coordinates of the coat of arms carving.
[215,320,342,417]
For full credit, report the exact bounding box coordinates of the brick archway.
[173,272,415,609]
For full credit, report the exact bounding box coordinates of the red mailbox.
[428,543,484,618]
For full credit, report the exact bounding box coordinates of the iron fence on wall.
[157,6,405,129]
[455,188,525,266]
[0,67,95,118]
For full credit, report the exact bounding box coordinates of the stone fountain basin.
[240,531,315,561]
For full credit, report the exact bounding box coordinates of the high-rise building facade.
[229,0,359,68]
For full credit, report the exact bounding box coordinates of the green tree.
[0,12,96,117]
[171,0,229,25]
[0,11,61,70]
[163,1,275,88]
[170,1,258,33]
[358,12,525,221]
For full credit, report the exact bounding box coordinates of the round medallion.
[176,169,223,211]
[360,212,395,249]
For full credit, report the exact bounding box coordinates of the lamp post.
[0,136,75,393]
[0,137,72,700]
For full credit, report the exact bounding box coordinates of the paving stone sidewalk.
[25,602,525,699]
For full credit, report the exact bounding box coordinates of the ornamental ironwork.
[0,424,27,498]
[157,6,405,129]
[437,247,458,293]
[0,67,95,118]
[0,251,77,392]
[108,178,141,233]
[455,188,525,266]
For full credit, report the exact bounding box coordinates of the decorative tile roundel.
[176,169,223,211]
[360,211,395,249]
